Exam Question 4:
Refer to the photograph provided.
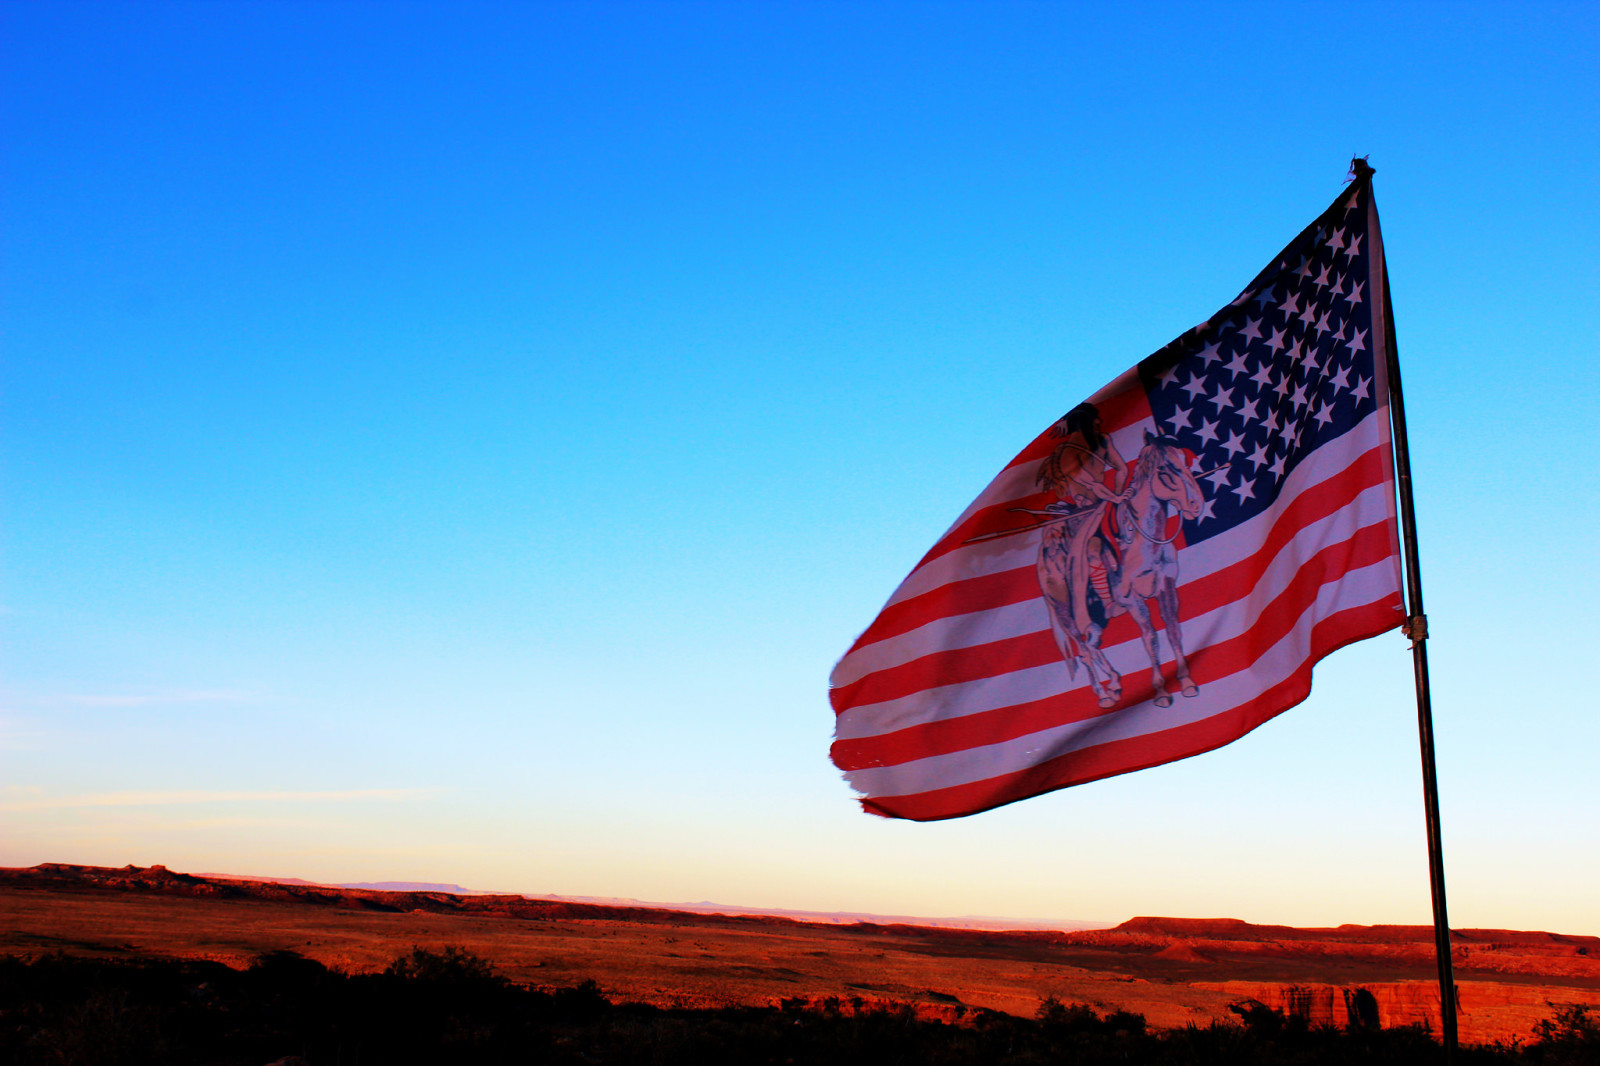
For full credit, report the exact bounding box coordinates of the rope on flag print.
[830,177,1405,821]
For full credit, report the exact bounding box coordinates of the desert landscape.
[3,862,1596,1052]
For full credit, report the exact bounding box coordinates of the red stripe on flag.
[838,567,1039,673]
[858,598,1401,821]
[902,491,1057,576]
[831,519,1399,772]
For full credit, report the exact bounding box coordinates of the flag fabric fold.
[830,176,1403,821]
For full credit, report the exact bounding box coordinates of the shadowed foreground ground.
[4,949,1598,1066]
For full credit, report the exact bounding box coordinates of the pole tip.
[1348,156,1375,181]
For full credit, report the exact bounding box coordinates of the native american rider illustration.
[1034,402,1206,709]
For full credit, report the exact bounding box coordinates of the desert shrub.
[382,944,502,986]
[250,948,333,983]
[1227,997,1301,1037]
[549,976,611,1022]
[1034,995,1148,1044]
[1035,994,1100,1031]
[1529,1003,1600,1065]
[1105,1008,1148,1035]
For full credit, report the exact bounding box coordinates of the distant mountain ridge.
[517,893,1114,933]
[335,881,484,895]
[197,873,486,895]
[195,869,1112,931]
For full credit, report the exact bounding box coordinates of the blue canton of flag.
[1139,186,1378,545]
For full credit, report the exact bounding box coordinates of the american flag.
[830,176,1405,821]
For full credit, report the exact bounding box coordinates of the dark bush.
[1036,994,1102,1031]
[382,944,502,986]
[1529,1003,1600,1066]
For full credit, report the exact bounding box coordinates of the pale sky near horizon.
[4,2,1597,936]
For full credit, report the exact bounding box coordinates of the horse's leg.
[1042,516,1131,708]
[1158,574,1199,697]
[1083,621,1122,709]
[1066,603,1121,708]
[1039,535,1116,704]
[1125,593,1172,708]
[1051,594,1120,707]
[1088,541,1124,706]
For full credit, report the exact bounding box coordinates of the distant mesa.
[513,891,1113,933]
[196,873,330,887]
[200,874,488,895]
[337,882,482,895]
[1121,916,1295,938]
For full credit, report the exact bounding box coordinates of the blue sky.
[4,1,1597,934]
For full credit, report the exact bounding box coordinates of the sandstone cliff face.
[1194,979,1598,1045]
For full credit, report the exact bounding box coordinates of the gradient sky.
[4,2,1597,935]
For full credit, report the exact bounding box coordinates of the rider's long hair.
[1057,402,1102,451]
[1038,403,1105,496]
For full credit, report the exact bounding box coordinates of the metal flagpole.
[1357,159,1459,1059]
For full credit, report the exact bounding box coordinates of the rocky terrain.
[3,863,1595,1046]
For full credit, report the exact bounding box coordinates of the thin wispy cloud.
[0,724,39,751]
[58,689,256,708]
[0,789,434,813]
[1,689,259,714]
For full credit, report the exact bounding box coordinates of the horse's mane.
[1128,435,1186,495]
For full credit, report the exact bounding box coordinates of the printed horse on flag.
[1037,432,1205,709]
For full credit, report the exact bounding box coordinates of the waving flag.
[830,176,1403,821]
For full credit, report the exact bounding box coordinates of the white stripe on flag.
[845,557,1400,799]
